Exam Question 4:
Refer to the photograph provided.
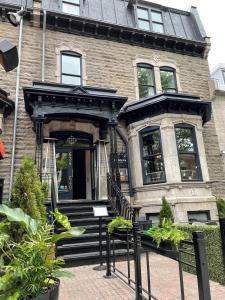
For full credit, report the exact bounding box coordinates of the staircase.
[56,199,129,267]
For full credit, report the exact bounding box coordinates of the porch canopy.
[23,81,127,127]
[118,92,211,125]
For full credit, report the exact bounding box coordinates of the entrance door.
[73,149,86,199]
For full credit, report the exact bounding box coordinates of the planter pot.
[112,228,132,241]
[31,278,60,300]
[141,234,178,260]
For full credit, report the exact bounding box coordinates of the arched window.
[139,126,166,184]
[175,124,202,181]
[137,63,155,99]
[160,67,177,93]
[61,51,82,85]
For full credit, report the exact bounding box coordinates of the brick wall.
[0,21,224,198]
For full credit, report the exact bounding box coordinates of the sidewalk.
[59,253,225,300]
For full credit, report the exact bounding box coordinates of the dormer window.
[137,7,164,34]
[62,0,80,16]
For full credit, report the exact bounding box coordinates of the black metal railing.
[107,173,137,222]
[105,223,211,300]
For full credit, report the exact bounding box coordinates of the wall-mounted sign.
[93,206,108,217]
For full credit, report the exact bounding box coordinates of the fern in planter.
[159,196,174,221]
[145,219,188,249]
[108,216,133,234]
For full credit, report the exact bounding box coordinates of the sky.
[146,0,224,71]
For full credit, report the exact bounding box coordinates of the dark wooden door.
[73,149,86,199]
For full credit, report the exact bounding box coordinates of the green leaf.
[0,205,38,236]
[52,209,71,230]
[51,227,85,243]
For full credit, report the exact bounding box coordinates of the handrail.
[107,173,138,222]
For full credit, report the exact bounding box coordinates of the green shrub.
[145,218,188,249]
[216,197,225,218]
[178,224,225,285]
[108,217,133,234]
[159,196,174,220]
[11,158,47,222]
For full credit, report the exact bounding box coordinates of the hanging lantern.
[0,139,5,159]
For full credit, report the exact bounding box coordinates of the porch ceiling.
[23,81,127,123]
[118,92,211,125]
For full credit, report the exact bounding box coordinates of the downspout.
[8,8,24,199]
[41,10,47,81]
[115,127,134,197]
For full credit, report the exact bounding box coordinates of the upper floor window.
[137,7,164,34]
[62,0,80,16]
[160,67,177,93]
[137,63,155,99]
[175,124,202,181]
[61,52,82,85]
[140,127,166,184]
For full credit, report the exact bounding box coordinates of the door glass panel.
[56,152,70,192]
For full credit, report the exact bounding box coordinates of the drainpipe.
[41,10,47,81]
[9,8,24,199]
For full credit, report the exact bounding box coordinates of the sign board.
[93,206,108,217]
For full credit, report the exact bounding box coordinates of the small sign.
[93,206,108,217]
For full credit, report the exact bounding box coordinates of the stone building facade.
[0,0,224,223]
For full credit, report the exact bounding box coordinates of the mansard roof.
[119,92,211,125]
[0,1,208,57]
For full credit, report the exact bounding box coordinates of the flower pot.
[141,234,178,259]
[112,227,132,241]
[31,278,60,300]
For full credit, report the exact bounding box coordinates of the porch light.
[7,7,27,27]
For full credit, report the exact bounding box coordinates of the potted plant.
[0,204,85,300]
[141,218,188,258]
[108,216,133,240]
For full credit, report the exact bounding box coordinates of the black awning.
[23,81,127,123]
[119,93,211,125]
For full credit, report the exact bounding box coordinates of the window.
[146,213,160,226]
[137,7,150,31]
[62,0,80,16]
[160,67,177,93]
[188,211,210,223]
[140,127,166,184]
[137,7,164,34]
[175,124,202,181]
[61,52,82,85]
[151,10,164,34]
[137,63,155,99]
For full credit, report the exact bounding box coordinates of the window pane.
[152,23,164,33]
[222,70,225,84]
[137,8,149,20]
[62,3,79,15]
[138,20,150,31]
[138,66,154,86]
[160,70,176,92]
[65,0,79,4]
[179,154,199,180]
[139,85,155,99]
[188,211,209,223]
[143,157,165,183]
[56,152,69,191]
[62,75,81,85]
[142,130,161,156]
[151,11,162,23]
[62,54,81,76]
[175,127,194,152]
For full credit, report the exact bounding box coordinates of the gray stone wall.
[0,20,224,200]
